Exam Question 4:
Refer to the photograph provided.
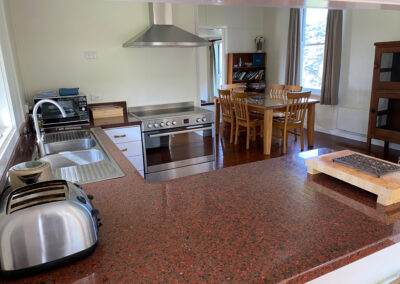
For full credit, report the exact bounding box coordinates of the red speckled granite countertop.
[5,129,400,283]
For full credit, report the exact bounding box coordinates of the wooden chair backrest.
[284,91,311,124]
[284,85,302,99]
[218,89,234,119]
[231,91,249,123]
[268,84,285,99]
[221,84,239,90]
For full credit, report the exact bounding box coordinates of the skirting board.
[309,127,400,151]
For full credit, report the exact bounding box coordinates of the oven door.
[143,123,215,174]
[37,97,88,125]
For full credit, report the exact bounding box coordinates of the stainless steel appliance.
[0,180,100,277]
[33,95,89,131]
[129,102,215,183]
[8,160,53,190]
[123,3,210,48]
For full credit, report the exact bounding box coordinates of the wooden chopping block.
[91,105,123,119]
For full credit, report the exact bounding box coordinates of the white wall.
[7,0,199,107]
[337,9,400,137]
[199,5,265,53]
[263,7,290,87]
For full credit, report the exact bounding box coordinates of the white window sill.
[302,87,321,96]
[0,127,19,177]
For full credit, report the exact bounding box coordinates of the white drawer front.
[127,155,144,171]
[105,126,141,144]
[116,141,143,157]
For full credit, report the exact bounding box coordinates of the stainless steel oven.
[129,102,215,183]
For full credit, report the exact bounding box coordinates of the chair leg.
[252,126,256,141]
[283,129,287,154]
[221,121,225,140]
[235,122,239,144]
[230,121,234,143]
[246,126,250,150]
[300,127,304,151]
[294,129,298,141]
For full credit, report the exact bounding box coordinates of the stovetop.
[128,102,214,132]
[129,106,211,120]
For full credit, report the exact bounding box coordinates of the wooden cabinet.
[105,126,144,177]
[367,41,400,150]
[227,52,266,92]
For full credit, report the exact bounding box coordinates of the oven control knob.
[160,122,165,127]
[172,121,177,125]
[147,124,153,128]
[202,117,207,122]
[166,121,171,126]
[154,123,159,128]
[196,118,201,123]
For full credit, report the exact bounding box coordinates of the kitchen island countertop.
[6,128,400,283]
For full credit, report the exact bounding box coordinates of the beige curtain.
[321,10,343,105]
[209,41,217,101]
[285,8,301,86]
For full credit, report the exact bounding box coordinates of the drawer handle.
[121,148,128,152]
[114,134,126,138]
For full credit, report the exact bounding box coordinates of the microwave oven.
[33,95,89,130]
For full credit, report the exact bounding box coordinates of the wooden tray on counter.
[305,150,400,206]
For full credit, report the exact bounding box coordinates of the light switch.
[84,51,97,60]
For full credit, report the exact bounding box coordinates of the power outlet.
[91,94,102,102]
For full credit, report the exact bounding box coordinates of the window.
[300,8,328,93]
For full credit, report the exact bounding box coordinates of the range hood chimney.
[123,3,210,48]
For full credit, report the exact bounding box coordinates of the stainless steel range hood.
[123,3,210,48]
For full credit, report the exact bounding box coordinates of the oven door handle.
[148,126,213,138]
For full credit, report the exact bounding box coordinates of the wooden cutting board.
[305,150,400,206]
[91,105,123,119]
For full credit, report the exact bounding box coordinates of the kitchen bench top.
[6,129,400,283]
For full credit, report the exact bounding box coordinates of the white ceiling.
[112,0,400,10]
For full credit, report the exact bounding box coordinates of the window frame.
[299,8,328,95]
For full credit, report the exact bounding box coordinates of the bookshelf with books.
[227,52,266,93]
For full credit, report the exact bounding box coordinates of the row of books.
[248,83,266,90]
[233,70,265,81]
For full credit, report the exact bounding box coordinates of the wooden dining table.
[213,92,320,155]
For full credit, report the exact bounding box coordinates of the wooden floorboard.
[216,127,400,169]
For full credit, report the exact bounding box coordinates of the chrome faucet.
[33,99,67,142]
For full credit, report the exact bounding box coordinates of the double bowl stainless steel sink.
[38,130,124,184]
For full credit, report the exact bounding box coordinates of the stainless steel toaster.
[0,180,100,277]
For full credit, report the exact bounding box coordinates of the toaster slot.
[7,181,69,214]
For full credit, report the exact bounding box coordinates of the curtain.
[285,8,301,86]
[321,10,343,105]
[209,41,218,101]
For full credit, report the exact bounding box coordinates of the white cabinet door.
[127,156,144,171]
[104,126,141,144]
[116,141,143,157]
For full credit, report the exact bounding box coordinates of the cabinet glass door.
[376,98,400,131]
[379,52,400,82]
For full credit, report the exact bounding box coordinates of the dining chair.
[284,85,302,99]
[272,91,311,154]
[218,89,235,143]
[231,91,263,150]
[268,84,285,99]
[221,83,245,91]
[283,85,303,140]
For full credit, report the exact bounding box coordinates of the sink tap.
[33,99,67,142]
